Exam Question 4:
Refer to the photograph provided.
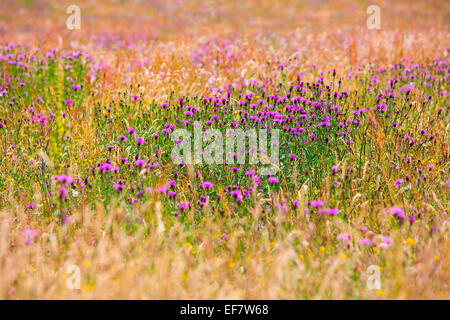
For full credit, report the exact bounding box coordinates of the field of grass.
[0,0,448,299]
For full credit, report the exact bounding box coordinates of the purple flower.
[268,176,279,184]
[168,191,176,198]
[310,200,324,208]
[119,135,127,142]
[337,234,350,241]
[23,229,38,246]
[390,207,405,221]
[136,136,145,145]
[201,181,214,188]
[59,187,68,199]
[359,238,371,245]
[128,127,136,135]
[135,159,146,167]
[325,208,339,215]
[54,175,74,185]
[113,184,125,191]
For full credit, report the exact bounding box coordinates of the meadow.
[0,0,448,299]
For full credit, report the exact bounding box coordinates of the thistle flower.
[310,200,324,208]
[201,181,214,188]
[267,176,278,184]
[325,208,339,215]
[390,207,405,221]
[135,159,146,167]
[23,229,38,246]
[113,184,125,192]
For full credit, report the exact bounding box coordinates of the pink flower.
[390,207,405,221]
[310,200,324,208]
[201,181,214,188]
[268,176,279,184]
[359,238,371,245]
[135,159,146,167]
[337,234,350,241]
[23,229,38,246]
[325,208,339,215]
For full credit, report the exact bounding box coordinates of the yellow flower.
[185,242,192,249]
[341,253,347,259]
[406,238,415,246]
[376,289,385,295]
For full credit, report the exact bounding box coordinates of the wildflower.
[59,187,68,200]
[201,181,214,188]
[23,229,38,246]
[54,175,74,185]
[390,207,405,221]
[406,237,415,246]
[394,179,404,186]
[168,191,176,198]
[128,127,136,135]
[135,159,146,167]
[359,238,371,245]
[27,203,35,209]
[337,234,350,241]
[310,200,324,208]
[268,176,279,184]
[118,135,127,142]
[381,236,392,243]
[113,184,125,192]
[136,136,145,145]
[325,208,339,215]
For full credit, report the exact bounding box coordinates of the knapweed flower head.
[135,159,146,167]
[23,229,38,246]
[324,208,339,215]
[390,207,405,221]
[267,176,279,184]
[201,181,214,188]
[310,200,324,208]
[113,184,125,192]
